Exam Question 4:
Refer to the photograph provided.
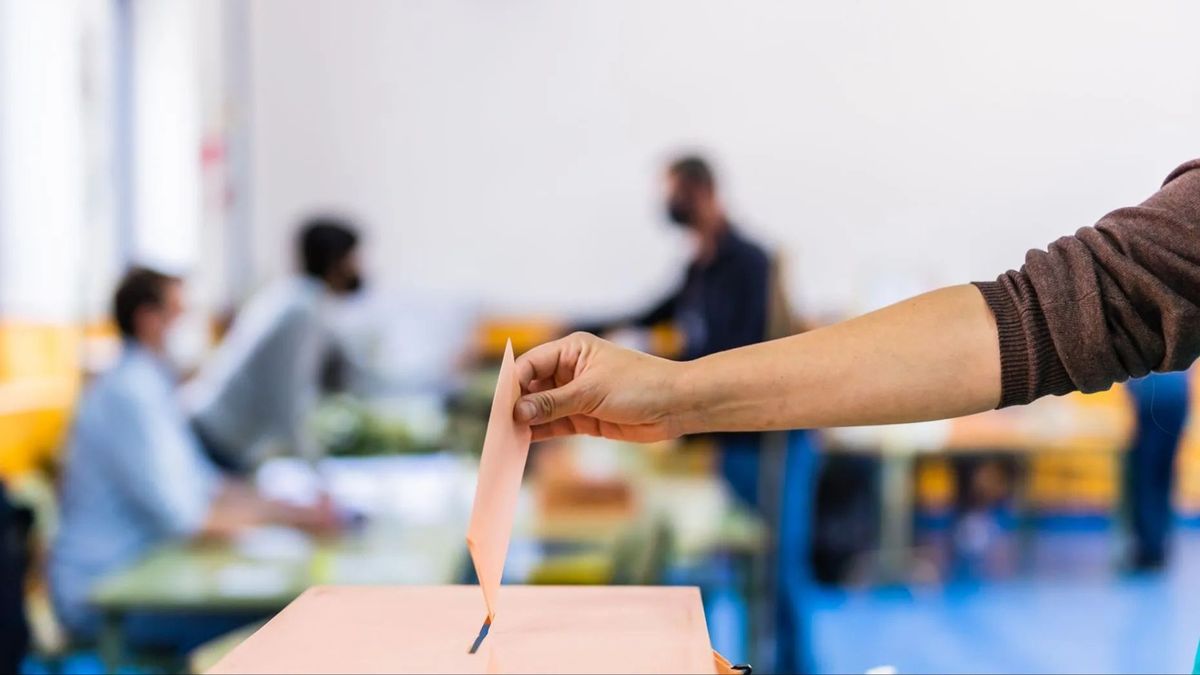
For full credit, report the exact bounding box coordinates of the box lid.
[208,584,716,674]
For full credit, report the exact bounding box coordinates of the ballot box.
[208,584,740,674]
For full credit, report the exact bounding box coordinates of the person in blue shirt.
[51,268,338,652]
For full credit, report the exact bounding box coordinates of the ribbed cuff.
[973,280,1029,407]
[972,277,1074,407]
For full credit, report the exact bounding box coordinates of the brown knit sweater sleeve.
[973,159,1200,407]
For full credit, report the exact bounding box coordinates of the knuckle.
[535,392,557,417]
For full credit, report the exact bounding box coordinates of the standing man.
[186,216,365,471]
[579,155,806,670]
[581,155,777,506]
[587,155,772,361]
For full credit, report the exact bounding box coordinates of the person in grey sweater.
[508,159,1200,440]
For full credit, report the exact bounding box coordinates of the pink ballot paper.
[466,339,532,621]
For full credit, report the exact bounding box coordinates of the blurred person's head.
[113,267,184,354]
[664,155,724,236]
[299,216,362,295]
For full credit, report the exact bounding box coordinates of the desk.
[90,450,767,671]
[510,472,767,586]
[91,522,469,670]
[825,389,1133,581]
[515,440,768,664]
[90,454,476,670]
[521,440,767,573]
[642,475,767,561]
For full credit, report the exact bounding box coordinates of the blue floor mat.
[811,530,1200,674]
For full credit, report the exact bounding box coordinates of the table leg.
[99,610,124,673]
[878,452,914,583]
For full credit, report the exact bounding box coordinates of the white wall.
[0,0,207,324]
[247,0,1200,317]
[0,0,86,321]
[131,0,202,273]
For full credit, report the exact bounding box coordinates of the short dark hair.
[667,155,716,191]
[299,216,359,279]
[113,267,180,338]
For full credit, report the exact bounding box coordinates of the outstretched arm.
[514,284,999,441]
[515,159,1200,441]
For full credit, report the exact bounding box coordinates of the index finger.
[515,335,582,392]
[513,333,568,389]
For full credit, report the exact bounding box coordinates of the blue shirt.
[51,344,219,636]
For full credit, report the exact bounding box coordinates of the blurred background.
[2,1,1200,673]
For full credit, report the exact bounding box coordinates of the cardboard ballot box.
[208,584,738,674]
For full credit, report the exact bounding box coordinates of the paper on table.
[466,339,532,621]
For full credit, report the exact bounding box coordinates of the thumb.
[514,381,589,425]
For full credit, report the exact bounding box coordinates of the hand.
[513,332,688,442]
[203,483,343,539]
[275,494,343,535]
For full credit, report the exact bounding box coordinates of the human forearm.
[670,285,1000,432]
[198,482,339,539]
[197,482,266,538]
[514,286,1000,440]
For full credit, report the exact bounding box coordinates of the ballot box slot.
[467,615,491,654]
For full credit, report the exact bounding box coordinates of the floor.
[811,528,1200,674]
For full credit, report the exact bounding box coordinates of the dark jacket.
[584,225,771,360]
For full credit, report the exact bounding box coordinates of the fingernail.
[515,400,538,423]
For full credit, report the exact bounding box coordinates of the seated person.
[185,216,365,471]
[51,268,337,651]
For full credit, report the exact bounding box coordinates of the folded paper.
[466,339,532,620]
